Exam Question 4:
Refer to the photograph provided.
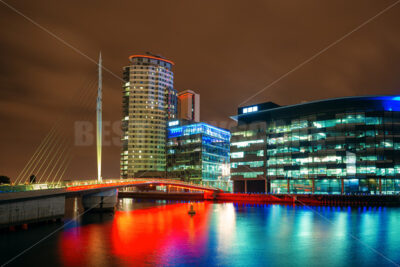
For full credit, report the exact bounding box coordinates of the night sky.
[1,0,400,181]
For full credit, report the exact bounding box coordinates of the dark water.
[1,199,400,267]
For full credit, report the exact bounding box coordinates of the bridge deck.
[0,178,221,202]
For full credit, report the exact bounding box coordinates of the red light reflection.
[59,202,211,266]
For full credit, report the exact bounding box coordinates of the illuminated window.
[256,150,264,156]
[231,152,244,158]
[242,105,258,114]
[168,120,179,127]
[231,161,263,168]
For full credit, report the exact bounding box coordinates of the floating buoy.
[188,204,196,215]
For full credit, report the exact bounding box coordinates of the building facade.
[166,120,231,190]
[178,90,200,122]
[230,122,267,193]
[121,54,177,178]
[231,96,400,194]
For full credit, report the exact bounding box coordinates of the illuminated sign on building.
[243,106,258,114]
[168,120,180,127]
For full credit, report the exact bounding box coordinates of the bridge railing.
[0,178,221,193]
[62,178,220,191]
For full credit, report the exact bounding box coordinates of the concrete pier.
[82,189,118,211]
[0,195,65,228]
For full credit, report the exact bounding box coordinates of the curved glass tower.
[121,54,177,178]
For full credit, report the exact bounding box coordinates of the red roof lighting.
[129,55,175,65]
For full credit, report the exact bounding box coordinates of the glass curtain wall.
[267,111,400,194]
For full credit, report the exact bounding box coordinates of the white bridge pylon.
[96,52,102,182]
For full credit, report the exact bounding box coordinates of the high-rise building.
[231,96,400,194]
[178,90,200,122]
[121,54,177,178]
[166,119,231,190]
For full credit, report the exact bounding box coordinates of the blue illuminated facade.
[231,96,400,194]
[167,121,231,190]
[168,123,231,140]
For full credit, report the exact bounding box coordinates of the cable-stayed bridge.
[0,54,221,228]
[0,177,220,228]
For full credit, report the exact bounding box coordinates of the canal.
[1,198,400,266]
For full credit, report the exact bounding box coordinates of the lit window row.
[231,150,264,158]
[231,139,264,148]
[231,161,264,168]
[231,172,264,178]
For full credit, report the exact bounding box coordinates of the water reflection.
[60,201,212,266]
[215,203,236,253]
[2,200,400,267]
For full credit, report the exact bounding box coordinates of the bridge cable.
[51,153,73,185]
[16,77,97,184]
[14,77,94,184]
[42,142,69,184]
[14,127,57,184]
[54,155,73,185]
[54,80,100,183]
[38,78,98,183]
[15,128,60,184]
[37,135,68,183]
[21,131,62,184]
[48,83,98,184]
[14,77,96,184]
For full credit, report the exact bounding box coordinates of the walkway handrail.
[0,178,221,193]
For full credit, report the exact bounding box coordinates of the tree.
[0,175,11,184]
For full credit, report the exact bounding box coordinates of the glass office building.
[231,96,400,194]
[167,120,231,190]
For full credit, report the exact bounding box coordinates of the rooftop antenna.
[96,52,102,182]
